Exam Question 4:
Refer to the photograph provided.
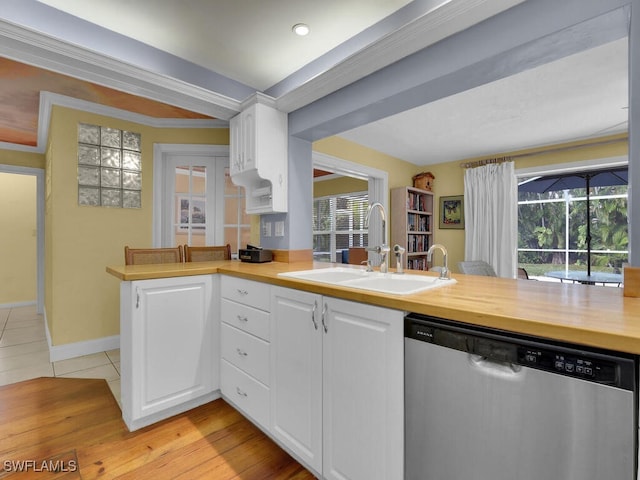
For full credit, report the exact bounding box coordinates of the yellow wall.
[0,150,45,170]
[313,175,368,197]
[313,136,417,190]
[45,105,229,346]
[315,134,628,273]
[426,133,628,272]
[0,173,37,304]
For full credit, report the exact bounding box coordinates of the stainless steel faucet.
[365,202,390,273]
[393,244,405,274]
[427,244,450,280]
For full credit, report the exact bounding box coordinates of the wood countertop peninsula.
[106,261,640,355]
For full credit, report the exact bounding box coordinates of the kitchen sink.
[278,267,369,284]
[278,267,456,295]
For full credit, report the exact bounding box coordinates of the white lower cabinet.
[220,275,272,430]
[271,288,323,473]
[271,286,404,480]
[120,274,218,431]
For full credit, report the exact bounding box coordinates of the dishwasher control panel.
[517,347,618,385]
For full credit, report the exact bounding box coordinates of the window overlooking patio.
[517,167,628,282]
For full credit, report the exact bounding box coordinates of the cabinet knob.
[236,348,248,357]
[236,387,248,398]
[237,314,248,322]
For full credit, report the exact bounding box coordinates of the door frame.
[312,151,389,246]
[153,144,229,247]
[0,164,44,314]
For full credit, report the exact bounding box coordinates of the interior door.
[162,154,224,247]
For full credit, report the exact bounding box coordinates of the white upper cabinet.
[230,93,288,214]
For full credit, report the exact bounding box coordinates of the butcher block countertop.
[107,261,640,355]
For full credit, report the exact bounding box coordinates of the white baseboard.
[0,300,36,309]
[44,310,120,362]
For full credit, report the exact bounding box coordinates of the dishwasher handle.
[469,354,523,378]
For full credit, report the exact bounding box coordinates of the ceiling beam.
[289,0,631,141]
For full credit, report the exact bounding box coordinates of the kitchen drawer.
[221,359,270,429]
[221,298,270,341]
[221,323,270,385]
[221,275,270,311]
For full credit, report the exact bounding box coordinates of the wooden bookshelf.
[390,186,434,271]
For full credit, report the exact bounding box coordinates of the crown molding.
[0,91,227,154]
[276,0,525,113]
[0,19,242,120]
[0,0,523,123]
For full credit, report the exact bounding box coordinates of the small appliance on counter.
[239,244,273,263]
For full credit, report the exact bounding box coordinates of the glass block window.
[77,123,142,208]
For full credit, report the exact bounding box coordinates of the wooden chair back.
[517,267,530,280]
[124,246,184,265]
[184,244,232,262]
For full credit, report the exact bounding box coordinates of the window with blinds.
[313,191,368,262]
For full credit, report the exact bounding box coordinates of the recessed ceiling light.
[292,23,310,36]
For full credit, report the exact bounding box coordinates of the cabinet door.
[229,113,243,175]
[242,105,256,171]
[271,287,323,474]
[322,298,404,480]
[128,275,215,422]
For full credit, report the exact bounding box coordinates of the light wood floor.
[0,377,315,479]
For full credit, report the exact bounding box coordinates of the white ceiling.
[340,38,629,165]
[33,0,629,167]
[35,0,413,91]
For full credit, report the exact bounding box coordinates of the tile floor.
[0,305,121,405]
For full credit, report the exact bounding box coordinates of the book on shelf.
[407,234,430,253]
[407,256,429,270]
[407,213,430,232]
[407,192,430,212]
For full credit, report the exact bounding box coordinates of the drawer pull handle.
[321,302,328,333]
[236,387,248,398]
[311,300,318,330]
[236,289,248,296]
[236,348,248,357]
[237,315,248,322]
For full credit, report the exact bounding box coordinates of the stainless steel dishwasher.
[405,313,637,480]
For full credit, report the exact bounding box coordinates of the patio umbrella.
[518,166,628,276]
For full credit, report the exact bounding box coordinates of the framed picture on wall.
[439,195,464,229]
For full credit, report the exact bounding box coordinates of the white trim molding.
[152,144,230,247]
[43,311,120,362]
[1,91,228,155]
[276,0,526,112]
[0,301,36,309]
[515,155,629,179]
[312,150,389,244]
[0,164,44,314]
[0,18,241,120]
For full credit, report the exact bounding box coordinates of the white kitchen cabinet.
[271,288,323,473]
[271,287,404,480]
[220,275,272,430]
[229,93,287,214]
[119,274,218,431]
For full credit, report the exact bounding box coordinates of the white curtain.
[464,161,517,278]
